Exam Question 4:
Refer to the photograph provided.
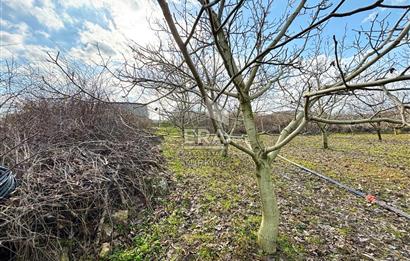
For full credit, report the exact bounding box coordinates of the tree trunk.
[240,101,279,254]
[256,159,279,254]
[349,125,354,136]
[376,123,382,141]
[222,143,229,157]
[321,128,328,149]
[317,123,329,149]
[377,129,382,141]
[195,127,199,144]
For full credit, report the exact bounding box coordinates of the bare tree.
[314,96,347,148]
[301,52,349,149]
[348,91,389,141]
[121,0,410,254]
[159,90,201,138]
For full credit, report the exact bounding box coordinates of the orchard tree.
[159,90,201,138]
[127,0,410,254]
[283,48,349,149]
[349,92,385,141]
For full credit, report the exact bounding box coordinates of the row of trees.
[160,107,406,146]
[2,0,409,256]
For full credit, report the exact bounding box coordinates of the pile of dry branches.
[0,99,166,260]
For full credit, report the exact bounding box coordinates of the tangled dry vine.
[0,99,167,260]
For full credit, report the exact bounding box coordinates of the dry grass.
[112,132,409,260]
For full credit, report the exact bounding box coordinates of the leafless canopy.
[118,0,409,159]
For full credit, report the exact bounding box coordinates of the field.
[111,133,409,260]
[274,133,410,213]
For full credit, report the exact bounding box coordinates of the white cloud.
[36,31,50,38]
[104,0,160,45]
[0,20,31,59]
[69,21,126,62]
[61,0,104,9]
[32,8,64,30]
[79,22,117,48]
[4,0,64,30]
[0,19,53,60]
[2,0,160,62]
[68,0,160,62]
[0,31,25,46]
[61,12,77,24]
[362,11,378,23]
[4,0,34,10]
[0,19,29,34]
[0,38,54,60]
[0,19,9,28]
[23,44,55,61]
[31,0,65,30]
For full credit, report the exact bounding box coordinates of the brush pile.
[0,99,166,260]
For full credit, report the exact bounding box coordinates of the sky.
[0,0,408,62]
[0,0,408,116]
[0,0,159,62]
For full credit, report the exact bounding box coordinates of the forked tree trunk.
[255,159,279,254]
[241,101,279,254]
[318,124,329,149]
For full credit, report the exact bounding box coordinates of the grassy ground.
[110,132,409,260]
[274,133,410,213]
